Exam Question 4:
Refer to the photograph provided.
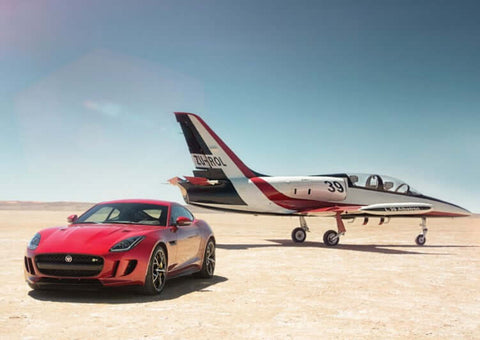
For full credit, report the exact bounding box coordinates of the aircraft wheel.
[415,234,426,246]
[291,228,306,243]
[323,230,339,247]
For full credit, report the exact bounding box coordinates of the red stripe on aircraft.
[249,177,344,211]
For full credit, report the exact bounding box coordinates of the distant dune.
[0,201,95,211]
[0,201,224,215]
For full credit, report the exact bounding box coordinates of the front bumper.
[24,250,150,289]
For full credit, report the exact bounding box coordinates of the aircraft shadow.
[27,275,228,304]
[217,240,477,255]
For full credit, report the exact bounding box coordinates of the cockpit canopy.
[346,173,420,195]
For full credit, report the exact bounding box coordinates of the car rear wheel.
[142,245,167,295]
[196,238,215,278]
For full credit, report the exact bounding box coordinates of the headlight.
[28,233,41,250]
[110,236,145,252]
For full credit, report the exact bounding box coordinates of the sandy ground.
[0,202,479,339]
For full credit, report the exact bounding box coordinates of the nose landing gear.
[415,217,428,246]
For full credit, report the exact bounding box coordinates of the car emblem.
[65,255,73,263]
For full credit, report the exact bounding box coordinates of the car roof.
[95,199,176,206]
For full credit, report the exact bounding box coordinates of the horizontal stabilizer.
[168,177,182,186]
[184,176,219,186]
[168,176,219,187]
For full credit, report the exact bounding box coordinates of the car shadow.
[217,240,478,255]
[27,275,228,304]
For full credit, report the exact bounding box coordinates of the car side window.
[169,205,194,225]
[169,206,180,226]
[178,206,194,221]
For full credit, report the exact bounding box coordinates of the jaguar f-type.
[24,199,216,295]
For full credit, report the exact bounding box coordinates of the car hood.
[35,224,155,254]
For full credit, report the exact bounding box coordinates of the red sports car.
[24,199,216,295]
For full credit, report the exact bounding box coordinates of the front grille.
[35,254,104,277]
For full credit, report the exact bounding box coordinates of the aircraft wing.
[301,202,433,217]
[300,205,363,216]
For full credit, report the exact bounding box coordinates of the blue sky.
[1,0,479,211]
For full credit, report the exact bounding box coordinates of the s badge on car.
[65,255,73,263]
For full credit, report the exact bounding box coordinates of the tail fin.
[175,112,263,180]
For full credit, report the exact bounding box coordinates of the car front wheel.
[142,245,167,295]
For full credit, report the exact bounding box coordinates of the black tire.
[196,238,216,278]
[415,234,426,246]
[323,230,339,246]
[27,282,42,290]
[142,245,167,295]
[291,228,307,243]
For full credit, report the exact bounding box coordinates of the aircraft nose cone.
[453,205,471,217]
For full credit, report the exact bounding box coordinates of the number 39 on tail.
[170,112,471,247]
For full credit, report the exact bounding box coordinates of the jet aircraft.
[170,112,471,246]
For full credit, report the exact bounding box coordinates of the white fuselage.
[191,175,469,217]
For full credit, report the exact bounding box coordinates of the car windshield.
[75,203,169,226]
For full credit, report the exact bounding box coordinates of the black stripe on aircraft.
[179,178,247,206]
[176,113,212,155]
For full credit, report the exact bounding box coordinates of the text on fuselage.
[384,206,422,212]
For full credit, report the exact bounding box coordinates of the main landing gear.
[291,213,346,247]
[323,229,340,246]
[291,216,309,243]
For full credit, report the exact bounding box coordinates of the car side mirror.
[175,216,192,227]
[67,214,78,223]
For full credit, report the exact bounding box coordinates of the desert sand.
[0,202,479,339]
